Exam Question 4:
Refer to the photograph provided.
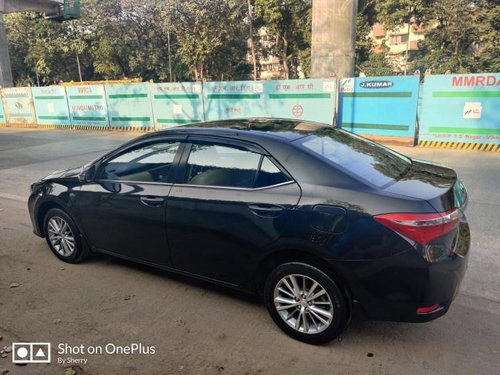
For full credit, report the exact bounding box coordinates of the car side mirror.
[78,165,96,183]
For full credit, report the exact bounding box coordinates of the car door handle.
[140,196,165,207]
[248,204,284,217]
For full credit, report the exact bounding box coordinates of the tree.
[160,0,250,81]
[254,0,311,79]
[5,12,93,85]
[375,0,431,75]
[83,0,171,81]
[375,0,428,30]
[365,0,499,74]
[410,0,485,73]
[5,0,251,84]
[476,2,500,72]
[355,13,373,73]
[358,51,394,76]
[4,13,39,85]
[247,0,258,80]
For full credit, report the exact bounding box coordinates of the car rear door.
[166,136,301,287]
[76,136,186,266]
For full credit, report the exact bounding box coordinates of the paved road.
[0,128,499,375]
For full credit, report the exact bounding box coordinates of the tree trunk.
[282,34,289,80]
[247,0,257,80]
[76,53,83,82]
[454,42,462,72]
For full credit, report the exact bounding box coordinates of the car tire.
[264,262,348,345]
[43,208,89,264]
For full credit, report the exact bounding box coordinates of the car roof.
[143,118,333,143]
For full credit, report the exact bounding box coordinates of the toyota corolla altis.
[28,119,470,344]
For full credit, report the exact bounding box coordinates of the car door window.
[255,157,289,188]
[98,141,180,182]
[186,144,261,188]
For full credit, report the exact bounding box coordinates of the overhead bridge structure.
[0,0,80,87]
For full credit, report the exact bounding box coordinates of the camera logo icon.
[12,342,51,364]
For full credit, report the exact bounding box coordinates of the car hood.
[42,166,82,181]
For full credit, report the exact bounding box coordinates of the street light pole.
[404,22,411,75]
[167,31,172,82]
[404,7,415,76]
[76,53,82,82]
[247,0,257,81]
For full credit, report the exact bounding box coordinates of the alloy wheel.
[273,273,334,334]
[47,216,75,257]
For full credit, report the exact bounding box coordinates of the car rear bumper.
[333,221,470,323]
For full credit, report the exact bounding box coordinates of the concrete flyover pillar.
[311,0,357,79]
[0,14,13,87]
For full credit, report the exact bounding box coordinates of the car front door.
[76,137,185,266]
[166,137,301,287]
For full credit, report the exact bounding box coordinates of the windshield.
[295,129,412,188]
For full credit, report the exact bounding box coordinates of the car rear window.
[295,129,411,187]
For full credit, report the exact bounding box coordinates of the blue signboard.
[419,73,500,145]
[150,82,203,128]
[105,83,153,128]
[203,81,266,121]
[1,87,37,125]
[32,86,71,126]
[338,76,420,139]
[0,96,5,125]
[264,79,336,124]
[66,85,109,127]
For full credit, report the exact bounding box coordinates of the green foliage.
[4,0,498,85]
[160,0,249,81]
[410,0,499,74]
[5,0,251,84]
[369,0,499,74]
[355,13,373,69]
[476,3,500,72]
[358,51,394,76]
[375,0,428,30]
[5,12,86,85]
[255,0,311,79]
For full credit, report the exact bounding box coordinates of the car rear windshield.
[294,129,412,187]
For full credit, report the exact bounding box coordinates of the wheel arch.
[254,249,352,300]
[36,199,85,243]
[37,200,66,237]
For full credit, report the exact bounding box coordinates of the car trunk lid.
[383,159,467,212]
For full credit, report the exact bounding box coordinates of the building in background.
[248,28,305,80]
[247,28,286,80]
[370,22,426,73]
[257,29,285,80]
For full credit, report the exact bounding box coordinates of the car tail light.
[416,304,441,314]
[373,209,461,245]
